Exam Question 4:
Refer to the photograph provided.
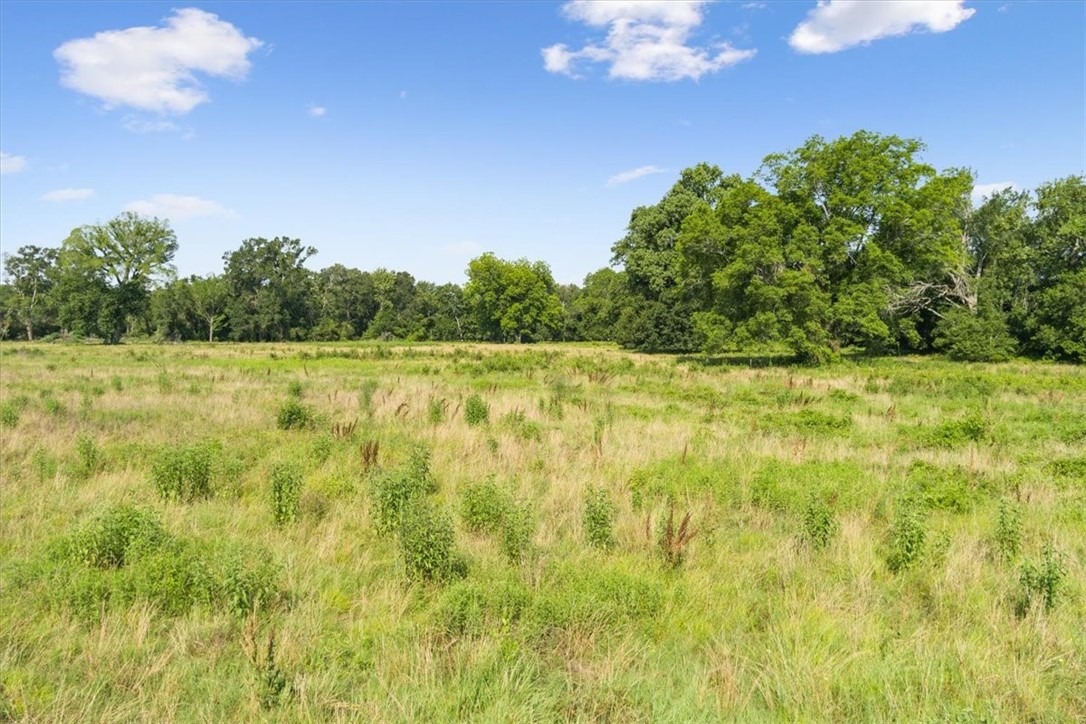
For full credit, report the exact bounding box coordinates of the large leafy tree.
[2,245,59,340]
[611,163,732,352]
[222,237,316,341]
[677,132,973,362]
[59,212,177,343]
[1025,176,1086,360]
[465,253,564,343]
[312,264,379,340]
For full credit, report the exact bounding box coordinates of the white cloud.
[742,3,767,9]
[440,242,482,256]
[123,116,180,133]
[307,104,327,118]
[123,194,233,220]
[54,8,263,114]
[42,188,94,202]
[606,165,667,187]
[789,1,976,54]
[543,0,756,82]
[972,181,1019,203]
[1,151,27,175]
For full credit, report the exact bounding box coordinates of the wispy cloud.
[399,90,408,99]
[543,0,755,82]
[123,116,181,133]
[972,181,1019,203]
[1,151,27,175]
[742,3,767,10]
[123,193,233,220]
[307,104,327,118]
[440,241,482,256]
[606,165,667,187]
[42,188,94,202]
[789,1,976,54]
[54,8,263,114]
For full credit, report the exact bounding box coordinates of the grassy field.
[1,342,1084,722]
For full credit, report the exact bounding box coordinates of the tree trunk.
[25,321,33,342]
[208,319,215,343]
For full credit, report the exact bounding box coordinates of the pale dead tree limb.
[887,272,976,320]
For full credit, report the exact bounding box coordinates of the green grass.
[0,341,1083,721]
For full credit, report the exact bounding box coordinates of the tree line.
[2,131,1083,362]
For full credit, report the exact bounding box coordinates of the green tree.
[611,163,732,352]
[190,275,229,342]
[2,245,59,340]
[222,237,316,341]
[568,268,628,341]
[465,253,564,343]
[677,132,973,362]
[1025,176,1086,360]
[59,213,177,343]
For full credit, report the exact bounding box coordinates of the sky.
[1,0,1083,285]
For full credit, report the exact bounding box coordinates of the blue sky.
[1,1,1083,285]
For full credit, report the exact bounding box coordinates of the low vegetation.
[1,341,1083,720]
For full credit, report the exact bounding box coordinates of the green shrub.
[993,499,1023,561]
[276,398,314,430]
[500,501,534,565]
[906,461,983,513]
[934,307,1017,362]
[43,396,64,417]
[369,448,438,534]
[921,412,989,448]
[460,480,511,534]
[464,394,489,426]
[800,495,839,550]
[286,380,305,398]
[32,448,58,481]
[0,402,19,428]
[150,441,216,502]
[310,434,334,465]
[500,410,542,442]
[583,486,616,550]
[885,495,927,573]
[110,375,124,392]
[67,505,167,568]
[75,434,101,479]
[398,501,467,583]
[530,560,663,634]
[435,574,531,636]
[427,398,446,425]
[270,463,304,525]
[1017,544,1067,615]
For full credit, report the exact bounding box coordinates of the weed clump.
[885,495,927,573]
[800,495,839,550]
[74,434,101,479]
[583,486,616,550]
[1016,544,1067,616]
[500,501,535,565]
[151,440,217,502]
[67,504,166,568]
[460,479,511,535]
[655,504,696,568]
[369,446,437,534]
[920,412,989,448]
[0,401,20,428]
[399,501,468,582]
[270,463,304,525]
[993,499,1023,561]
[464,394,489,426]
[276,398,314,430]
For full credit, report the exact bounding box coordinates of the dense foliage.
[2,131,1083,362]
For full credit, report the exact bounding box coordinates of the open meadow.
[1,342,1084,722]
